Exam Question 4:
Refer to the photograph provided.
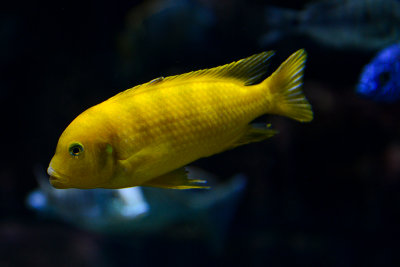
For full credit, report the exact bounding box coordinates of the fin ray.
[126,51,276,96]
[229,124,277,149]
[266,49,313,122]
[141,167,210,189]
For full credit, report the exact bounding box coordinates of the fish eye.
[379,71,391,86]
[69,143,84,157]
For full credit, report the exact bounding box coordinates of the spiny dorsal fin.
[123,51,276,96]
[163,50,276,86]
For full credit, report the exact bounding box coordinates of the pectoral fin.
[141,167,210,189]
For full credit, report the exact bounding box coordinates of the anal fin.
[141,167,210,189]
[230,123,277,149]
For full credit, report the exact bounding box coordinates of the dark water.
[2,0,400,266]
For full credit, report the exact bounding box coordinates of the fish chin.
[49,177,70,189]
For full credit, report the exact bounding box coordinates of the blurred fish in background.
[27,166,247,251]
[260,0,400,51]
[356,44,400,102]
[27,167,150,232]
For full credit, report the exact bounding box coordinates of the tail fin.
[265,49,313,122]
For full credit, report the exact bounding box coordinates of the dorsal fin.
[120,51,276,96]
[162,50,276,86]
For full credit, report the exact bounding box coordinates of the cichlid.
[357,44,400,102]
[261,0,400,51]
[47,49,313,189]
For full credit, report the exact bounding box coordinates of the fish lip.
[47,166,70,185]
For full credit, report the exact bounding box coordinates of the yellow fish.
[48,49,312,189]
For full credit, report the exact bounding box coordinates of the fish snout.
[357,81,379,99]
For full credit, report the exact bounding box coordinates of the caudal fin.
[266,49,313,122]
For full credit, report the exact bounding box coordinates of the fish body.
[357,44,400,102]
[48,49,312,189]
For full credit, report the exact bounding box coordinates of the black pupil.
[72,147,81,155]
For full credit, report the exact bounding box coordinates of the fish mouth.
[47,166,70,188]
[356,82,376,97]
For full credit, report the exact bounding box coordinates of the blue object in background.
[27,166,247,251]
[27,166,150,231]
[357,44,400,102]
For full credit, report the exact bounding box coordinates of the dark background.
[2,0,400,266]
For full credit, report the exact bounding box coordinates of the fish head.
[357,44,400,102]
[48,112,116,189]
